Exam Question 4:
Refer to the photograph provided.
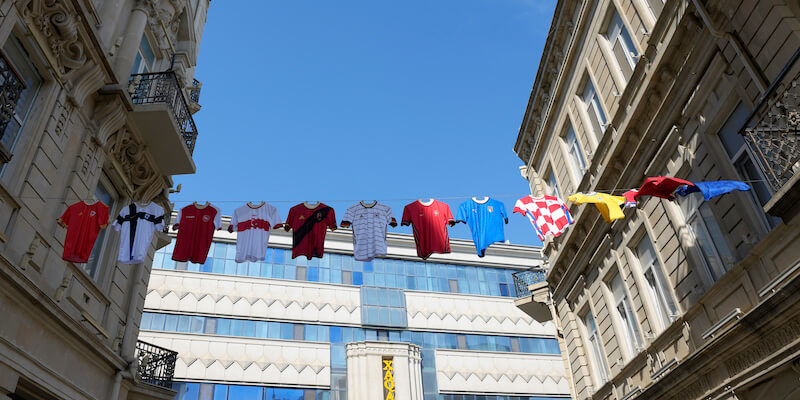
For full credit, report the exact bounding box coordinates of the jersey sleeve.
[112,207,125,231]
[98,203,109,229]
[342,206,355,225]
[153,205,165,232]
[499,202,508,223]
[456,201,467,223]
[174,207,183,227]
[284,207,295,231]
[443,203,454,223]
[212,205,222,229]
[401,204,412,226]
[384,206,394,225]
[269,206,282,229]
[57,203,73,227]
[229,209,239,232]
[512,198,527,215]
[327,207,337,230]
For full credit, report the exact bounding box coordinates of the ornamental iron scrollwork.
[135,339,177,388]
[0,52,26,141]
[743,64,800,192]
[512,269,547,298]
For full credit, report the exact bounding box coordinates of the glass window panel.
[216,319,231,336]
[342,271,352,285]
[150,314,166,331]
[236,262,248,276]
[212,259,225,274]
[255,321,267,338]
[164,314,179,331]
[228,385,262,400]
[284,265,296,280]
[280,323,294,340]
[294,324,305,340]
[182,383,201,400]
[353,272,363,285]
[330,326,342,343]
[224,260,236,275]
[191,316,205,334]
[204,318,217,334]
[297,266,307,281]
[141,313,153,330]
[242,320,255,337]
[499,283,509,297]
[268,322,280,339]
[230,320,242,337]
[212,384,228,400]
[496,336,511,352]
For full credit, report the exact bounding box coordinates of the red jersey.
[284,203,337,260]
[401,200,454,260]
[58,201,109,263]
[172,203,221,264]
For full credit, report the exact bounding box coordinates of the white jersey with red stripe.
[513,195,573,241]
[231,202,282,263]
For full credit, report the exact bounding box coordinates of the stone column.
[346,341,423,400]
[112,1,149,81]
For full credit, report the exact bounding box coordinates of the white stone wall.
[434,349,569,396]
[140,331,331,388]
[146,269,362,325]
[405,290,556,336]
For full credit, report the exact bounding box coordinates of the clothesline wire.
[16,179,769,203]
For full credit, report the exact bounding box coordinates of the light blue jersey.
[457,198,507,257]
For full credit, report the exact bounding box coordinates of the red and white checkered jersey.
[513,195,574,241]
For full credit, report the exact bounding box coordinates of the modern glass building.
[138,217,570,400]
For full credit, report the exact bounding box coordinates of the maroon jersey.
[58,201,109,263]
[284,203,337,260]
[401,200,454,259]
[172,203,221,264]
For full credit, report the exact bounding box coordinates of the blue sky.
[174,0,556,247]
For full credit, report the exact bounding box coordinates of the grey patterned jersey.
[343,202,395,261]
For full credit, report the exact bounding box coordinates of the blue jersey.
[457,198,507,257]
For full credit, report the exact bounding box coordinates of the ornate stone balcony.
[512,269,552,323]
[135,339,178,389]
[743,52,800,220]
[127,71,198,175]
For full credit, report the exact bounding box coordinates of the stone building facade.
[513,0,800,399]
[0,0,208,399]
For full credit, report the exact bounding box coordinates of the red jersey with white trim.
[172,203,221,264]
[284,203,337,260]
[401,200,454,260]
[58,201,109,263]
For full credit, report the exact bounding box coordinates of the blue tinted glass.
[212,259,225,274]
[141,312,153,329]
[236,262,247,276]
[242,320,255,337]
[190,316,204,334]
[255,321,268,338]
[201,258,213,273]
[280,323,293,340]
[330,326,342,343]
[149,313,168,331]
[164,314,179,331]
[353,272,363,285]
[273,249,285,264]
[181,382,200,400]
[216,319,231,335]
[230,320,242,336]
[284,265,295,279]
[363,261,373,272]
[213,244,226,258]
[499,283,509,297]
[224,260,236,275]
[267,322,280,339]
[212,384,227,400]
[496,336,511,352]
[228,385,262,399]
[308,267,319,282]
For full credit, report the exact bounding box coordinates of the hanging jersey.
[231,202,282,263]
[342,202,395,262]
[674,180,751,201]
[285,203,337,260]
[401,200,454,260]
[513,195,573,241]
[568,192,626,223]
[112,202,165,264]
[457,198,507,257]
[635,177,696,200]
[622,189,639,208]
[172,203,221,264]
[58,201,109,263]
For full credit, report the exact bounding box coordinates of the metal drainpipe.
[109,370,123,400]
[691,0,768,93]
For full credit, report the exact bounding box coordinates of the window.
[562,123,586,183]
[581,310,609,384]
[717,102,780,228]
[677,190,734,281]
[581,77,608,140]
[448,279,459,293]
[546,170,561,199]
[0,35,42,152]
[84,176,117,279]
[635,236,677,331]
[609,273,641,359]
[131,34,156,75]
[360,286,408,328]
[605,10,639,81]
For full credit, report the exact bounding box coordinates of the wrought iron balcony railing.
[0,51,26,142]
[128,71,198,154]
[512,269,547,298]
[742,51,800,192]
[135,339,178,389]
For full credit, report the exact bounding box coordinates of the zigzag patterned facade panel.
[145,270,362,325]
[434,349,569,395]
[405,290,556,336]
[139,331,331,388]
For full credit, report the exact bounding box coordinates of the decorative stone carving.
[16,0,88,74]
[105,127,163,201]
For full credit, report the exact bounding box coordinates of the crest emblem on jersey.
[434,210,439,216]
[299,215,305,220]
[488,206,493,213]
[315,212,323,221]
[90,211,96,217]
[202,215,211,222]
